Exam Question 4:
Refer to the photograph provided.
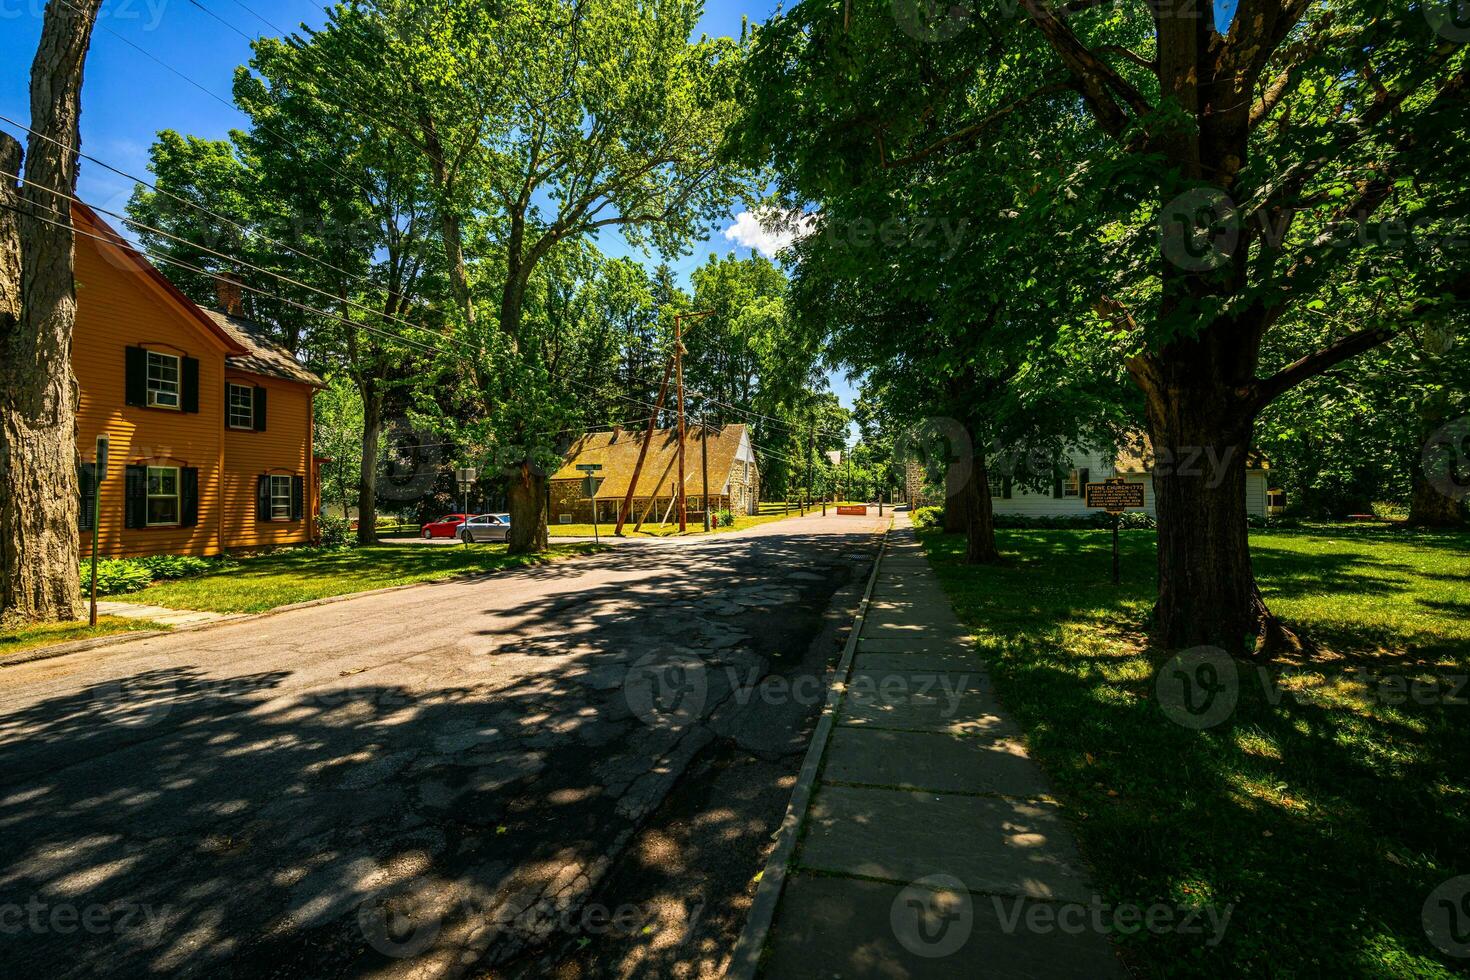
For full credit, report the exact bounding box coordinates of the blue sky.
[0,0,847,405]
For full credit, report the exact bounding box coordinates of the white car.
[459,513,512,543]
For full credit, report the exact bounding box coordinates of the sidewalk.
[748,514,1122,978]
[95,599,227,627]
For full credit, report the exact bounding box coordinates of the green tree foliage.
[732,0,1469,647]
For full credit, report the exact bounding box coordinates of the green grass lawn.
[547,500,878,538]
[131,542,606,614]
[0,615,171,657]
[918,524,1470,978]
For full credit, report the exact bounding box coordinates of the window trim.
[987,473,1004,498]
[145,350,181,410]
[227,382,255,429]
[269,474,293,522]
[146,465,181,527]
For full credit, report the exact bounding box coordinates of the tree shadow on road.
[0,525,882,979]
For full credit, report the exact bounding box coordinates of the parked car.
[459,513,512,543]
[421,513,470,538]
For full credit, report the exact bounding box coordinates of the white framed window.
[269,474,292,521]
[146,351,180,409]
[227,383,254,429]
[1063,469,1081,497]
[147,466,180,525]
[988,473,1004,497]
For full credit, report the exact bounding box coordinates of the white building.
[988,441,1271,518]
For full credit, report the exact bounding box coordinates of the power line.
[52,0,387,206]
[0,110,373,293]
[2,163,455,355]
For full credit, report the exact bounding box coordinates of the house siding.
[73,213,315,557]
[987,448,1268,518]
[221,372,314,549]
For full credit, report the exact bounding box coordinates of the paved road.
[0,513,887,979]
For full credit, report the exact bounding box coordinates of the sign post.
[455,467,477,547]
[1084,477,1145,585]
[576,463,603,544]
[89,435,108,627]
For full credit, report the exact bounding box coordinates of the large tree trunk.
[0,0,102,626]
[960,456,1000,564]
[356,385,382,546]
[1141,377,1290,655]
[1409,409,1467,527]
[506,462,548,555]
[1408,467,1465,527]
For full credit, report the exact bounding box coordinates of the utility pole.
[673,310,714,533]
[805,424,815,515]
[701,413,711,532]
[616,354,674,535]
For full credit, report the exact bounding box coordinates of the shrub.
[316,514,354,549]
[135,554,214,580]
[79,558,152,596]
[715,509,736,528]
[912,506,944,530]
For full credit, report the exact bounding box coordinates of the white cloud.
[721,209,814,258]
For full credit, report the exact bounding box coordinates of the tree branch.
[881,80,1073,169]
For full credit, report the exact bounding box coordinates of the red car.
[420,513,470,538]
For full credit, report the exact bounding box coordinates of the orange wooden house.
[72,202,324,558]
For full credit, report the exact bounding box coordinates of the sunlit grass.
[0,616,170,656]
[919,525,1470,977]
[131,542,606,614]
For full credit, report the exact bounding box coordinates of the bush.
[79,558,152,596]
[316,514,354,549]
[135,554,214,580]
[912,506,944,530]
[715,509,736,528]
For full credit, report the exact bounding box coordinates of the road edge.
[725,518,891,980]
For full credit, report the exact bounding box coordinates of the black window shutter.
[291,475,305,521]
[1002,476,1012,500]
[253,387,268,431]
[124,465,147,529]
[78,462,96,531]
[1078,468,1090,493]
[181,356,200,413]
[180,467,199,527]
[124,346,146,407]
[256,474,270,521]
[223,382,230,417]
[1053,474,1064,498]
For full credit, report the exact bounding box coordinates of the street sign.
[575,463,603,472]
[1085,478,1145,513]
[582,475,598,497]
[95,434,109,480]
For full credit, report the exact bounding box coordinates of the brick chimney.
[216,274,244,317]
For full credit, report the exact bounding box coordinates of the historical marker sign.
[1085,478,1145,513]
[1085,478,1144,585]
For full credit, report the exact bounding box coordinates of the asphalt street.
[0,511,887,978]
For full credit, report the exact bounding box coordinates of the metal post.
[591,481,599,544]
[1112,513,1121,585]
[89,435,107,627]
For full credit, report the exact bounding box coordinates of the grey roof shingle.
[203,308,325,387]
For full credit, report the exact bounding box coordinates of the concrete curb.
[726,519,892,980]
[0,546,610,670]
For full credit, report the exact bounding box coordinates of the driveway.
[0,512,887,978]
